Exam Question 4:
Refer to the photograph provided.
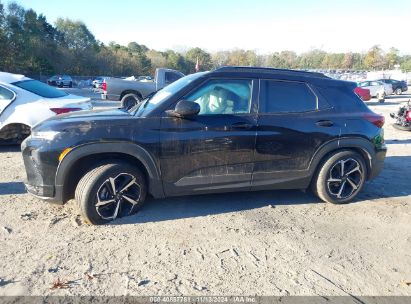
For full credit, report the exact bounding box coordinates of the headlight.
[31,130,61,140]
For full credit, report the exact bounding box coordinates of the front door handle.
[316,120,334,127]
[231,122,253,130]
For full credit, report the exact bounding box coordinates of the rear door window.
[260,80,317,113]
[12,80,68,98]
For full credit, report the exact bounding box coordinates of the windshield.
[134,72,207,117]
[12,80,68,98]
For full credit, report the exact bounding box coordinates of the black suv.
[22,67,387,224]
[377,78,408,95]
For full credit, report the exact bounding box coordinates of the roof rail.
[213,66,329,78]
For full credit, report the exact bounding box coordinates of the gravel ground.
[0,91,410,296]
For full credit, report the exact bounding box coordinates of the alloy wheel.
[327,158,364,200]
[95,173,141,220]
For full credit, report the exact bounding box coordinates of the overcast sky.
[9,0,411,54]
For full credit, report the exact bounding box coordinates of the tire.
[69,82,73,88]
[312,150,367,204]
[395,88,402,95]
[75,162,147,225]
[121,93,141,110]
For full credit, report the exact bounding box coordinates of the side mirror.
[166,100,200,118]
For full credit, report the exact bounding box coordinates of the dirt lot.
[0,92,410,296]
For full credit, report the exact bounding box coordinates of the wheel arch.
[55,142,164,203]
[0,123,31,141]
[120,90,143,101]
[309,137,376,181]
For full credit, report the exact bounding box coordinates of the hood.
[33,108,132,132]
[50,107,129,120]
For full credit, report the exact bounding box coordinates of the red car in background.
[354,86,371,101]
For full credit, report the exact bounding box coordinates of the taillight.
[364,113,385,128]
[406,111,411,121]
[102,81,107,91]
[50,108,82,115]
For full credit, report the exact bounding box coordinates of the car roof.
[0,71,31,84]
[212,66,330,79]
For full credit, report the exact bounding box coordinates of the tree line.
[1,1,411,79]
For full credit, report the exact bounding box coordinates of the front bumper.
[25,183,64,204]
[21,138,63,204]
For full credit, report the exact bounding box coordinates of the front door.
[159,78,258,196]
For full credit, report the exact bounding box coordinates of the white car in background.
[0,72,93,143]
[358,80,393,102]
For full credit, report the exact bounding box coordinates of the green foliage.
[0,1,410,78]
[364,45,387,70]
[401,57,411,72]
[185,47,212,72]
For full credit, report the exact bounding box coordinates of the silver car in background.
[47,75,73,88]
[358,80,393,102]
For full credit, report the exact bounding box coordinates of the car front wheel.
[395,88,402,95]
[75,162,147,224]
[313,150,367,204]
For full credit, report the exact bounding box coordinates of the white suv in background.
[358,80,393,102]
[0,72,92,143]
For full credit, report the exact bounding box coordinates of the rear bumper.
[101,93,119,101]
[368,147,387,180]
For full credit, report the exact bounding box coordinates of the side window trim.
[0,84,17,101]
[258,79,320,114]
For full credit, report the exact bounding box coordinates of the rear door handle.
[231,122,253,130]
[316,120,334,127]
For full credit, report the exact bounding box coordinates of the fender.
[55,141,164,199]
[308,136,378,179]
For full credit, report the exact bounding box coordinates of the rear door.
[252,79,341,189]
[0,85,16,116]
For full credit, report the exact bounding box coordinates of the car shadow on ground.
[0,144,20,152]
[112,189,320,225]
[112,155,411,225]
[365,101,403,106]
[386,139,411,144]
[0,182,26,195]
[385,94,411,99]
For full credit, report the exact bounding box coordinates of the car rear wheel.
[75,162,147,225]
[395,88,402,95]
[313,150,367,204]
[121,93,141,110]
